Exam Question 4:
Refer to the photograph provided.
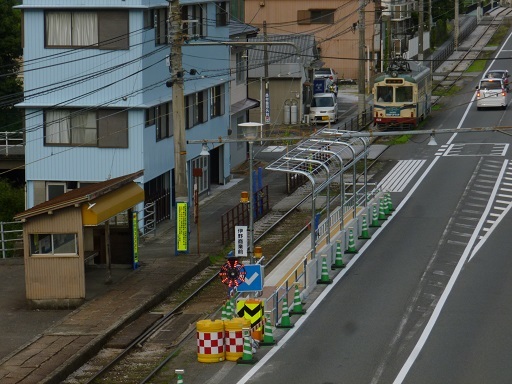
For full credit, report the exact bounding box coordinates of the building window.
[185,91,208,129]
[210,85,224,118]
[310,9,334,24]
[156,102,173,140]
[47,182,66,200]
[44,109,128,148]
[236,51,246,84]
[144,9,155,30]
[191,156,209,194]
[45,10,129,49]
[146,107,156,127]
[182,4,206,38]
[155,8,168,45]
[30,233,78,256]
[216,2,229,26]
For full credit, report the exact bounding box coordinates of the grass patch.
[433,85,462,97]
[378,134,411,145]
[431,104,442,111]
[488,25,509,47]
[466,50,492,73]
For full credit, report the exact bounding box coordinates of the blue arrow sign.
[237,264,263,292]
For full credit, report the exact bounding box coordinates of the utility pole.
[454,0,459,51]
[358,0,366,122]
[170,0,189,254]
[418,0,424,62]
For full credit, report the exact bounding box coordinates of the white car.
[309,93,338,123]
[476,78,508,110]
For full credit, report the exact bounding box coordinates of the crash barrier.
[196,320,225,363]
[224,317,250,361]
[265,188,393,325]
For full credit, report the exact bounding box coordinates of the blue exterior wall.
[19,0,232,208]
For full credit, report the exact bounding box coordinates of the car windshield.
[316,69,331,76]
[486,71,504,79]
[480,80,502,90]
[311,97,334,107]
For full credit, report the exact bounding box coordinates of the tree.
[0,0,23,132]
[0,179,24,222]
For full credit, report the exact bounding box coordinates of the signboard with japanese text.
[176,202,189,252]
[265,91,270,124]
[133,212,139,269]
[235,225,247,257]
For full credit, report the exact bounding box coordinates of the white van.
[309,93,338,123]
[476,78,508,110]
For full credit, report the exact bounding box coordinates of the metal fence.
[0,132,24,156]
[0,221,23,258]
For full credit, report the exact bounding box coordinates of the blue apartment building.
[16,0,234,226]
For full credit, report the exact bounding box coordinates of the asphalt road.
[231,33,512,384]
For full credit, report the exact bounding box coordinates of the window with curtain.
[44,109,128,147]
[156,102,173,141]
[45,10,128,49]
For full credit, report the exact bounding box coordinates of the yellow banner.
[176,202,188,252]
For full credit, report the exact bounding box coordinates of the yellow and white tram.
[372,60,432,129]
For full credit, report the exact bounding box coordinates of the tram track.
[432,7,512,107]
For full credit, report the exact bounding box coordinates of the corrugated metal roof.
[229,19,259,38]
[248,34,319,67]
[15,170,144,220]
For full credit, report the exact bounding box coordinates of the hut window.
[30,233,78,255]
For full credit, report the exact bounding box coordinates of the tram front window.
[396,86,413,102]
[377,86,393,102]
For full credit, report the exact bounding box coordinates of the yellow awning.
[82,183,144,226]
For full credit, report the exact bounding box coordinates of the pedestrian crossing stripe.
[236,299,264,328]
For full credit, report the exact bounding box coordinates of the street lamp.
[239,122,262,264]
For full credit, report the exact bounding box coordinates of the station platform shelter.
[14,171,144,309]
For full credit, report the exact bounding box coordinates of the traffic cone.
[331,240,345,269]
[175,369,185,384]
[370,205,380,227]
[237,329,258,364]
[225,300,233,319]
[290,284,305,315]
[346,228,358,254]
[276,296,294,328]
[317,255,332,284]
[359,215,370,239]
[260,313,276,346]
[383,194,390,215]
[230,298,237,318]
[386,191,395,212]
[378,198,387,220]
[221,302,228,321]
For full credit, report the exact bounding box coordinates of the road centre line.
[393,34,512,381]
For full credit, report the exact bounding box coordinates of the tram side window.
[396,86,413,102]
[377,86,393,102]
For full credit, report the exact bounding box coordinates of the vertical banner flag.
[133,212,139,269]
[265,91,270,124]
[176,202,189,252]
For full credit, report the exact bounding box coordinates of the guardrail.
[0,132,24,156]
[264,186,383,324]
[0,221,23,259]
